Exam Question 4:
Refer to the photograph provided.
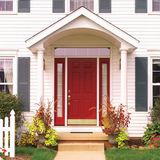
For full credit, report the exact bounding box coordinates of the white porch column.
[120,49,128,105]
[37,49,44,102]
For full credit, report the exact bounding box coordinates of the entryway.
[54,48,110,127]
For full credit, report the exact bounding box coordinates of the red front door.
[68,59,97,124]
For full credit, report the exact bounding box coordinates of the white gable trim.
[26,7,139,50]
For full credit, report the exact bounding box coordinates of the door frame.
[54,57,110,126]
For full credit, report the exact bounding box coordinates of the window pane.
[53,0,65,13]
[0,59,13,83]
[153,60,160,83]
[0,85,12,94]
[0,0,13,11]
[99,0,111,13]
[153,0,160,11]
[18,0,30,13]
[70,0,93,11]
[153,85,160,103]
[57,64,63,117]
[135,0,147,13]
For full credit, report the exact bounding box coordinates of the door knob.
[68,92,71,106]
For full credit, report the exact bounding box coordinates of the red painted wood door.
[68,59,97,120]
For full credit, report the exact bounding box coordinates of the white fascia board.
[26,8,87,48]
[26,7,139,49]
[81,9,139,48]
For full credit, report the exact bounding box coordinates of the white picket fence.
[0,110,15,157]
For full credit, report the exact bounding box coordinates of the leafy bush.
[151,98,160,123]
[143,98,160,147]
[102,97,131,135]
[116,128,129,148]
[18,101,58,147]
[143,122,160,147]
[0,92,22,126]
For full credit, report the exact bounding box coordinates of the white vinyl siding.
[1,0,160,136]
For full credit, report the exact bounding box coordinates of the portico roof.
[26,7,139,51]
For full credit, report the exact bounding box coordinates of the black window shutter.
[99,0,111,13]
[18,57,30,111]
[53,0,65,13]
[135,0,147,13]
[18,0,30,13]
[135,57,148,111]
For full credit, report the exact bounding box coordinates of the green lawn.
[16,146,57,160]
[105,148,160,160]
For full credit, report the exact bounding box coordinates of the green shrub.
[116,128,129,148]
[143,98,160,147]
[151,98,160,123]
[18,101,58,147]
[143,122,160,146]
[0,92,22,126]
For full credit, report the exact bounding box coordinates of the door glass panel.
[57,64,63,117]
[102,63,107,115]
[70,0,93,11]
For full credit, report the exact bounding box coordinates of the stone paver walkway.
[54,142,105,160]
[54,151,105,160]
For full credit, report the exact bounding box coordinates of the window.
[18,0,30,13]
[99,0,111,13]
[0,0,13,12]
[152,0,160,12]
[135,0,147,13]
[0,58,13,94]
[152,59,160,103]
[0,0,30,13]
[52,0,111,13]
[70,0,93,11]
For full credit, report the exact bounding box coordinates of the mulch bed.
[5,155,31,160]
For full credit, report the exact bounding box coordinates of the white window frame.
[0,0,17,14]
[148,0,160,14]
[54,0,100,14]
[151,58,160,106]
[66,0,97,13]
[0,56,17,95]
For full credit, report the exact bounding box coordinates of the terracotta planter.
[108,133,119,145]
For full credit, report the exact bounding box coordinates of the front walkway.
[54,142,105,160]
[54,151,105,160]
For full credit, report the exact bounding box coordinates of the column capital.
[120,48,128,53]
[37,49,45,54]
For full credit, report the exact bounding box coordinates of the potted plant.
[101,97,131,144]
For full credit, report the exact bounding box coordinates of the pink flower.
[2,149,7,153]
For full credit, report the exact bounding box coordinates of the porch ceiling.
[26,7,139,52]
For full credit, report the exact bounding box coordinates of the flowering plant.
[102,97,131,135]
[0,147,7,160]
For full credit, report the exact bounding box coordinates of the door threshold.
[54,126,102,133]
[70,132,93,133]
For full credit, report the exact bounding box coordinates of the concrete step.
[58,142,104,151]
[54,151,106,160]
[58,132,108,141]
